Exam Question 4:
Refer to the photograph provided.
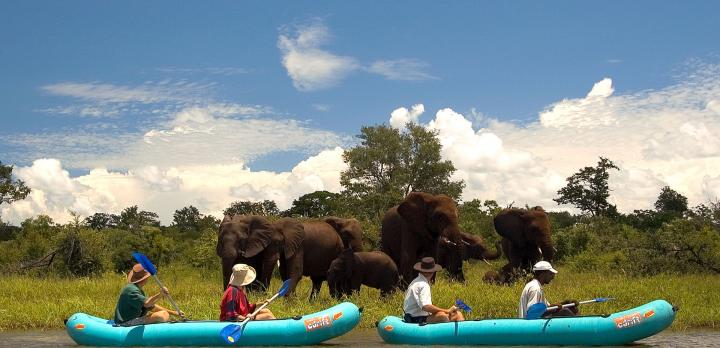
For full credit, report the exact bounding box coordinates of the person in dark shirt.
[114,263,183,326]
[220,264,275,321]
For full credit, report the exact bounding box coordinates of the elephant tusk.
[482,258,492,266]
[461,240,471,246]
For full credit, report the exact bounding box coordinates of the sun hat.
[413,257,443,273]
[228,264,257,287]
[127,263,152,284]
[532,261,558,274]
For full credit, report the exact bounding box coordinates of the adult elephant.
[327,248,399,298]
[486,207,554,284]
[216,215,304,292]
[323,216,364,252]
[437,231,502,281]
[381,192,465,287]
[289,220,345,298]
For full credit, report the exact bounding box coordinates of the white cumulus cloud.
[389,104,425,130]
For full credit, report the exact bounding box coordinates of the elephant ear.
[280,219,305,259]
[324,216,343,232]
[398,192,432,222]
[243,216,274,258]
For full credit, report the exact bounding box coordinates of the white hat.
[228,264,257,287]
[532,261,558,274]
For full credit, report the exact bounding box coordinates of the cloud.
[313,104,331,112]
[1,149,347,225]
[389,104,425,130]
[368,59,437,81]
[42,80,214,104]
[427,64,720,212]
[278,22,359,91]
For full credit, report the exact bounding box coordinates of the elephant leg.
[310,276,325,299]
[282,249,304,296]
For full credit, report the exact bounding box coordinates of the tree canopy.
[654,186,689,216]
[286,191,341,217]
[223,200,280,216]
[554,157,619,217]
[340,123,464,219]
[0,161,31,206]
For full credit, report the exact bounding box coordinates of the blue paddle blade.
[132,251,157,275]
[220,324,242,344]
[455,299,472,312]
[277,279,292,297]
[526,302,548,320]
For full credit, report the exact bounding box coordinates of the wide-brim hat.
[413,257,442,273]
[127,263,151,284]
[229,264,257,287]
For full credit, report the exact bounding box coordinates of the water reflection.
[1,329,718,347]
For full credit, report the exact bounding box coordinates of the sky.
[1,1,720,225]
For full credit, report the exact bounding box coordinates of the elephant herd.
[216,192,556,298]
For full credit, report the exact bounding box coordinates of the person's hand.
[448,305,458,313]
[260,299,270,306]
[237,315,246,321]
[173,310,185,318]
[160,287,170,296]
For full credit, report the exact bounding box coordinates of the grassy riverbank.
[1,262,718,331]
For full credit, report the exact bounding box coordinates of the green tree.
[287,191,340,217]
[172,205,220,237]
[654,186,688,216]
[1,161,31,206]
[223,200,280,216]
[84,212,119,230]
[554,157,619,217]
[340,123,464,219]
[118,206,160,231]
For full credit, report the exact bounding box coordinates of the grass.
[1,261,718,331]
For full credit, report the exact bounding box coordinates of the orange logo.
[333,312,343,320]
[384,325,394,331]
[614,312,643,329]
[304,315,332,332]
[74,323,85,330]
[644,310,655,318]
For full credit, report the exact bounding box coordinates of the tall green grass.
[0,262,717,331]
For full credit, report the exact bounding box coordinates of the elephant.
[381,192,465,287]
[323,216,364,252]
[327,248,399,298]
[216,215,304,293]
[284,220,345,298]
[437,231,502,281]
[485,207,554,284]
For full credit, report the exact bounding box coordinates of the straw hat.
[413,257,443,273]
[228,264,257,287]
[127,263,151,284]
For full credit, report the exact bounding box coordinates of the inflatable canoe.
[377,300,676,346]
[66,302,360,346]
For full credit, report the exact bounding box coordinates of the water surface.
[1,329,718,347]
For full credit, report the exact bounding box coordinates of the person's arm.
[143,286,169,308]
[150,303,184,317]
[421,304,456,315]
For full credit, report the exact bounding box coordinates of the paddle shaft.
[150,274,184,319]
[237,291,283,325]
[546,299,600,312]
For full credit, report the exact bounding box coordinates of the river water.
[1,329,719,347]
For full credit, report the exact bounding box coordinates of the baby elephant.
[327,248,399,298]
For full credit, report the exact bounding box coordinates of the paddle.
[220,279,292,344]
[132,251,186,320]
[526,297,614,319]
[455,299,472,312]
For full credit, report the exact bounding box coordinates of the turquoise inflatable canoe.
[66,302,360,346]
[377,300,676,346]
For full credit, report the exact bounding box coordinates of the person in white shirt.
[519,261,578,318]
[402,257,464,324]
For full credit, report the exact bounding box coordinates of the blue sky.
[2,1,720,224]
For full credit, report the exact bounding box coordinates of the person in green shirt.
[114,263,182,326]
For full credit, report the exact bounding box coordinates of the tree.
[286,191,340,217]
[118,206,160,231]
[84,212,120,230]
[554,157,619,217]
[172,205,220,237]
[223,200,280,216]
[340,123,464,219]
[654,186,688,216]
[1,161,31,206]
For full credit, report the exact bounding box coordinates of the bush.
[185,228,219,268]
[52,226,111,277]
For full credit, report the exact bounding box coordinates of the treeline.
[1,127,719,278]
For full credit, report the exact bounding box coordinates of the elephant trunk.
[481,241,502,261]
[538,233,555,261]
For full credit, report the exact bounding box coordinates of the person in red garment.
[220,264,276,321]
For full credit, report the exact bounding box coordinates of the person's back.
[519,278,546,318]
[114,282,147,324]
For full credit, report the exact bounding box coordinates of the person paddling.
[519,261,578,318]
[402,257,464,324]
[114,263,183,326]
[220,264,276,322]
